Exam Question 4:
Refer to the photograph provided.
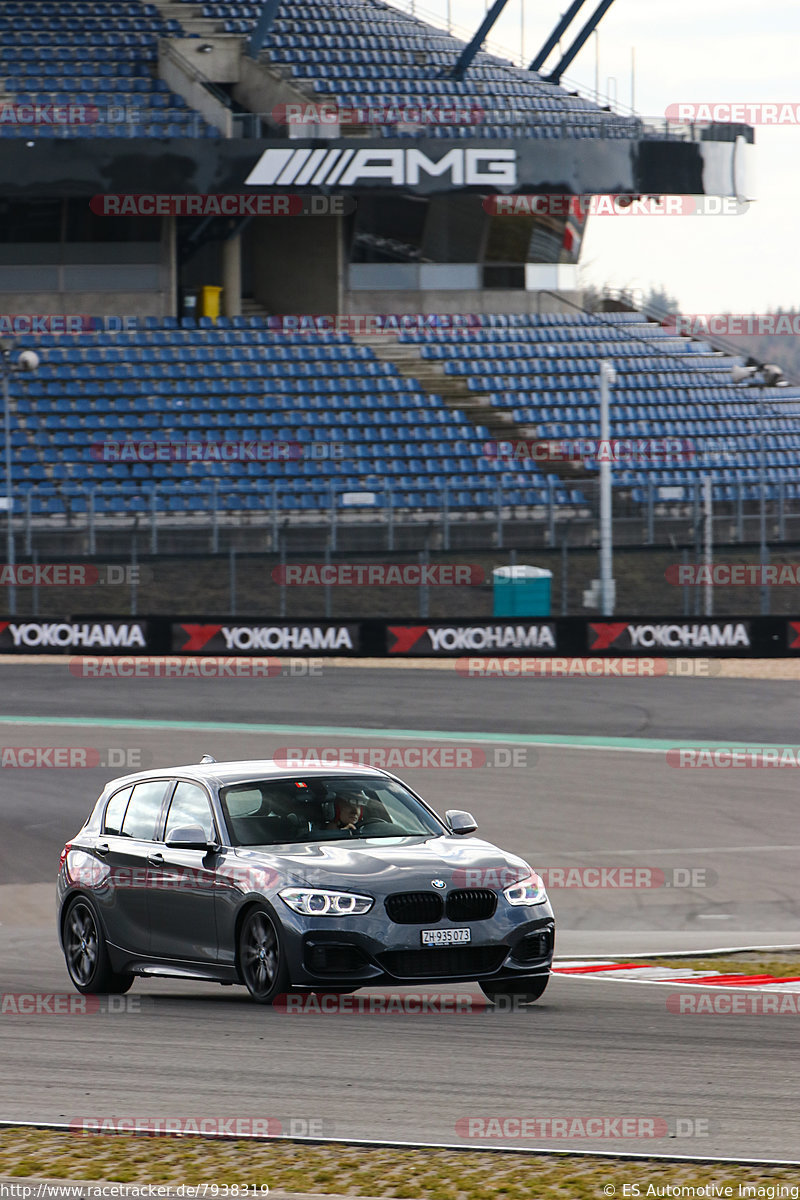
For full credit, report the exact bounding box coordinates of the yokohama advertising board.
[172,622,361,654]
[0,620,149,653]
[387,623,558,655]
[587,621,752,654]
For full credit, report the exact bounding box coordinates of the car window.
[103,786,133,835]
[164,782,216,842]
[224,788,263,818]
[219,777,444,846]
[120,780,168,841]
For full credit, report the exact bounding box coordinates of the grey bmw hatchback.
[57,758,555,1004]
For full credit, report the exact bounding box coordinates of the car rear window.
[164,781,216,843]
[103,786,132,835]
[120,780,169,841]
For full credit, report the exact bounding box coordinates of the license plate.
[421,928,471,947]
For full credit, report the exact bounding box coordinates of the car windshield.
[219,776,445,847]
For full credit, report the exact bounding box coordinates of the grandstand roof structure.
[0,0,752,200]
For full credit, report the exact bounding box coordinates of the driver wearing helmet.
[326,789,364,833]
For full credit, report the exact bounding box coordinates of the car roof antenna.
[199,754,217,764]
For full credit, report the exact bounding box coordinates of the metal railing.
[7,478,800,554]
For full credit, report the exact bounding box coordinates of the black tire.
[238,905,289,1004]
[62,896,134,995]
[480,974,549,1005]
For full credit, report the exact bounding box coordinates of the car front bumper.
[274,898,556,988]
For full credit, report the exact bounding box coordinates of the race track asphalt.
[1,664,799,1162]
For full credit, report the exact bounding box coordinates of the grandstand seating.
[0,0,218,138]
[175,0,663,141]
[0,0,684,142]
[5,313,800,519]
[4,319,569,516]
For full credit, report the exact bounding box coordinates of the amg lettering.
[246,147,517,188]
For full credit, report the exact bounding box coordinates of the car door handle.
[96,844,109,857]
[147,852,164,865]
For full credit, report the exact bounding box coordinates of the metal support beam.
[448,0,512,80]
[246,0,283,58]
[703,475,713,617]
[1,361,14,617]
[545,0,617,84]
[758,400,769,615]
[598,360,616,615]
[178,214,216,264]
[529,1,587,72]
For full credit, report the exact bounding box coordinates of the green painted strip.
[0,715,794,755]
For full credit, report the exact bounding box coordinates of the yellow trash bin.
[200,285,223,320]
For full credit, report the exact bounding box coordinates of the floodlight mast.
[529,1,588,72]
[246,0,283,58]
[448,0,513,81]
[542,0,619,85]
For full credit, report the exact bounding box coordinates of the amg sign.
[245,147,518,189]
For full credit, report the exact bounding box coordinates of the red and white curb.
[553,960,800,991]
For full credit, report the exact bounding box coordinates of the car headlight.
[503,872,548,907]
[278,888,374,916]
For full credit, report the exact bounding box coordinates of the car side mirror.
[166,824,219,851]
[445,810,478,835]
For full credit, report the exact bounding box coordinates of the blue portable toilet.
[492,565,552,617]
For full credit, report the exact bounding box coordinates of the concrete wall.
[162,36,242,84]
[158,39,236,136]
[249,216,344,313]
[234,56,324,129]
[0,233,174,315]
[0,292,168,317]
[344,288,585,315]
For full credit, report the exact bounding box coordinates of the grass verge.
[0,1128,797,1200]
[625,952,800,978]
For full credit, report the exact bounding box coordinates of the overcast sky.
[394,0,799,313]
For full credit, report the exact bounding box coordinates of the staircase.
[241,298,272,321]
[350,333,591,479]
